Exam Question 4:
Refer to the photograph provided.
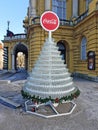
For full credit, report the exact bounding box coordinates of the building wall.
[73,11,98,77]
[79,0,86,15]
[4,39,28,71]
[66,0,72,20]
[27,0,98,78]
[89,0,98,14]
[0,43,4,70]
[37,0,45,16]
[3,0,98,80]
[28,24,45,71]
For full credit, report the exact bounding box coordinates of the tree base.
[25,100,76,118]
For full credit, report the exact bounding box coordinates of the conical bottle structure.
[22,38,80,103]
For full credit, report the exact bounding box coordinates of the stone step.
[0,80,11,84]
[0,96,21,108]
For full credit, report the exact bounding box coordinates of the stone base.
[73,72,98,82]
[0,80,11,84]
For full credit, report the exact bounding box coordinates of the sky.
[0,0,28,40]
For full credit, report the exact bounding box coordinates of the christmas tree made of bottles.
[22,38,80,103]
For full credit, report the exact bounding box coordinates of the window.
[81,37,87,60]
[52,0,66,20]
[72,0,78,17]
[86,0,92,10]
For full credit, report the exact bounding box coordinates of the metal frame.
[25,100,76,118]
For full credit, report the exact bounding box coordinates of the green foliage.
[21,89,80,104]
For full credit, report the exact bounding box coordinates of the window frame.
[52,0,66,20]
[80,37,87,60]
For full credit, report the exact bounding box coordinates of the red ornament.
[74,94,77,98]
[55,98,59,103]
[31,107,35,112]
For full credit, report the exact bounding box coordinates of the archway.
[57,40,70,67]
[14,43,28,71]
[57,41,66,64]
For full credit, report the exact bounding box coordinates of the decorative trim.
[21,89,80,104]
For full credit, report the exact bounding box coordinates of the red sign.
[40,11,59,32]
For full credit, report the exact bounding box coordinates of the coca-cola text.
[43,18,57,25]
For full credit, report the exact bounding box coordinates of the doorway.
[14,43,28,71]
[57,41,66,64]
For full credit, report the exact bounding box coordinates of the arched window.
[81,37,87,60]
[52,0,66,20]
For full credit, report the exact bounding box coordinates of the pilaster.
[29,0,36,17]
[45,0,51,11]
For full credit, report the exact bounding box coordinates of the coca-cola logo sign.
[40,11,59,32]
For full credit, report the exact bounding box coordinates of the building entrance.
[57,41,66,64]
[57,40,70,69]
[14,43,28,71]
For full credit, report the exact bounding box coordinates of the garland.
[21,89,80,104]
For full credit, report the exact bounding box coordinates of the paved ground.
[0,71,98,130]
[0,70,29,81]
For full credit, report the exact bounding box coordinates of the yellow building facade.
[3,0,98,81]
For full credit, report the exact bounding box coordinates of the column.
[45,0,51,11]
[29,0,36,17]
[72,0,78,17]
[12,54,15,70]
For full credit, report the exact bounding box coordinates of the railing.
[74,10,88,25]
[59,19,73,26]
[3,11,89,42]
[4,34,27,41]
[32,10,88,26]
[32,17,73,26]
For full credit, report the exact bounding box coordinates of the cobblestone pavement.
[0,76,98,130]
